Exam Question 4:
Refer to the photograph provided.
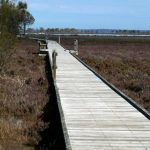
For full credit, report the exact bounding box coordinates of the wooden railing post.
[58,35,61,44]
[52,50,58,80]
[38,40,48,51]
[74,39,78,55]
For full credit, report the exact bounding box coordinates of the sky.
[23,0,150,30]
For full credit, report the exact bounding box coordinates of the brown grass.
[0,39,48,149]
[61,37,150,112]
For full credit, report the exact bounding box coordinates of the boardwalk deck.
[47,40,150,150]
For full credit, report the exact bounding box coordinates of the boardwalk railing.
[39,40,150,150]
[52,50,58,80]
[38,40,48,50]
[69,39,79,55]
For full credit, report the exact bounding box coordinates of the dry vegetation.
[0,39,48,149]
[62,37,150,112]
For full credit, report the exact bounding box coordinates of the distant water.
[50,33,150,37]
[27,33,150,37]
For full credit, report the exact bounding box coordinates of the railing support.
[38,40,48,51]
[52,50,58,80]
[74,39,78,55]
[58,35,61,44]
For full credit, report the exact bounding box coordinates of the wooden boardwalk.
[46,40,150,150]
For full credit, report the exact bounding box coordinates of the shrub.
[0,32,16,72]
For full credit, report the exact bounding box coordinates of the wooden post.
[38,41,41,51]
[52,50,58,80]
[38,40,48,50]
[74,39,78,55]
[58,35,61,44]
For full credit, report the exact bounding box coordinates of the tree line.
[0,0,35,72]
[26,28,79,34]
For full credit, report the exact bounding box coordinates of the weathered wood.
[52,50,58,80]
[38,40,48,50]
[74,39,78,55]
[46,40,150,150]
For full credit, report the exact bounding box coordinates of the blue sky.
[24,0,150,30]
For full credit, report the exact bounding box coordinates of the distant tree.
[0,0,20,35]
[17,1,35,35]
[0,0,35,72]
[23,11,34,34]
[0,1,16,71]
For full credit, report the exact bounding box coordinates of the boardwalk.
[46,40,150,150]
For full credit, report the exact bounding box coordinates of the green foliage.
[0,0,35,35]
[0,1,17,72]
[22,11,35,35]
[0,0,20,35]
[0,32,15,71]
[17,1,35,35]
[0,0,35,71]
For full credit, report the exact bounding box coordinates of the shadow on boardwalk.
[35,55,66,150]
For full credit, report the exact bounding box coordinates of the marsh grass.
[0,39,49,148]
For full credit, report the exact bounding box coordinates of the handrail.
[52,50,58,80]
